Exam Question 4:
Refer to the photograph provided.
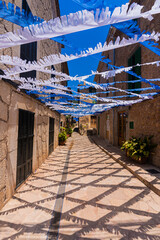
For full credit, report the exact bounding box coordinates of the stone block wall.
[27,0,62,79]
[128,96,160,166]
[94,0,160,167]
[79,116,91,131]
[0,79,60,209]
[0,0,62,78]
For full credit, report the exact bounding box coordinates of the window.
[50,65,55,101]
[128,47,141,93]
[89,87,96,94]
[51,65,55,79]
[20,0,37,79]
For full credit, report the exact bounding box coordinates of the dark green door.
[16,109,34,187]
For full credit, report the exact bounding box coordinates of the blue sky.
[58,0,129,91]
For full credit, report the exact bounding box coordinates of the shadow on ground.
[0,133,160,240]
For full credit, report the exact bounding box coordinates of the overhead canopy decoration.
[72,0,117,10]
[0,0,74,48]
[1,1,160,49]
[0,0,160,117]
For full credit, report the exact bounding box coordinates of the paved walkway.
[0,133,160,240]
[91,135,160,195]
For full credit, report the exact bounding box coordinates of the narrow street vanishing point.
[0,133,160,240]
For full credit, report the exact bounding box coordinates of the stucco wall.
[0,79,60,209]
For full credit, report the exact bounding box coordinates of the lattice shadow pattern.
[0,134,160,240]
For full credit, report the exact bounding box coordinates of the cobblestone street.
[0,133,160,240]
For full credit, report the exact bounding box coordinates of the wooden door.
[118,112,127,146]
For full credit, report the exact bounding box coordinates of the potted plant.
[58,131,67,145]
[65,127,73,137]
[121,136,157,164]
[60,126,66,133]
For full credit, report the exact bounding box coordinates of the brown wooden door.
[118,112,127,146]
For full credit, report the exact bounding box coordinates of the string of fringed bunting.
[2,64,158,116]
[0,0,78,49]
[44,99,146,117]
[1,1,160,49]
[0,0,160,116]
[2,54,160,90]
[1,0,160,58]
[114,20,160,57]
[1,53,160,116]
[1,32,160,73]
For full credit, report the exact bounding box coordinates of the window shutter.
[135,47,141,91]
[20,0,37,79]
[128,47,141,93]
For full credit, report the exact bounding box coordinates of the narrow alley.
[0,133,160,240]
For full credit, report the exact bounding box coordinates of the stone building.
[78,85,97,133]
[94,0,160,167]
[0,0,68,209]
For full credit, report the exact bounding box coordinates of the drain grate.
[146,169,160,174]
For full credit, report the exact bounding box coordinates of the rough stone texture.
[0,121,7,142]
[0,0,66,209]
[0,0,21,70]
[94,0,160,167]
[129,97,160,166]
[0,80,11,105]
[27,0,62,80]
[0,79,60,209]
[79,116,91,130]
[0,159,7,188]
[0,100,8,122]
[0,139,7,162]
[0,0,62,80]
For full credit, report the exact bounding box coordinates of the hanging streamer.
[2,32,160,80]
[1,1,160,49]
[2,54,160,92]
[114,20,160,57]
[1,0,160,116]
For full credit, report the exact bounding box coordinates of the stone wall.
[27,0,62,79]
[96,109,114,144]
[0,79,60,209]
[128,96,160,166]
[79,116,91,130]
[0,0,62,78]
[94,0,160,167]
